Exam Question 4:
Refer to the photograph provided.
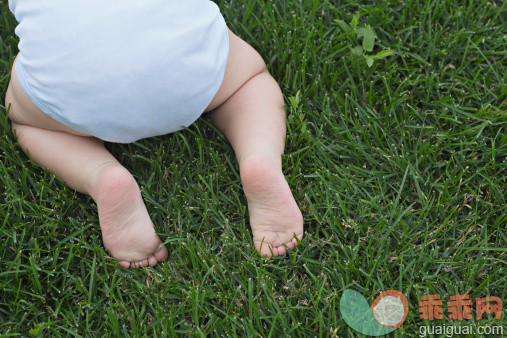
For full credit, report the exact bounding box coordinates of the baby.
[4,0,304,268]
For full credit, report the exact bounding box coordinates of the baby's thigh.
[205,29,268,112]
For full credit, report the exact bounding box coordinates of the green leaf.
[350,13,360,30]
[371,49,395,60]
[340,289,398,336]
[352,46,363,56]
[365,56,374,67]
[288,90,301,109]
[335,19,351,33]
[29,323,44,337]
[357,25,376,52]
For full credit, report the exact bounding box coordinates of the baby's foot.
[94,165,168,268]
[240,154,304,257]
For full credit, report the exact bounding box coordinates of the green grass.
[1,0,506,336]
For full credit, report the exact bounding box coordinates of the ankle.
[88,163,132,200]
[239,153,284,189]
[239,152,281,172]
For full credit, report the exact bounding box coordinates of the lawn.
[0,0,505,336]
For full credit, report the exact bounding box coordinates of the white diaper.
[9,0,229,143]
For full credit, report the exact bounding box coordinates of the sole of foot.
[240,154,304,257]
[94,165,168,268]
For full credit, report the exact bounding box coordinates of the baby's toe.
[148,255,158,267]
[276,245,287,256]
[140,258,150,267]
[154,245,168,262]
[118,261,131,269]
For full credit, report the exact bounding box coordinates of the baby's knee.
[3,86,25,144]
[9,120,25,145]
[4,60,19,120]
[4,72,26,126]
[4,81,14,119]
[248,46,268,78]
[4,83,28,140]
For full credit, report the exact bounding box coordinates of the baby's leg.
[206,30,304,257]
[5,64,168,268]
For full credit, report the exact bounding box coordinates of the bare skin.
[4,29,303,267]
